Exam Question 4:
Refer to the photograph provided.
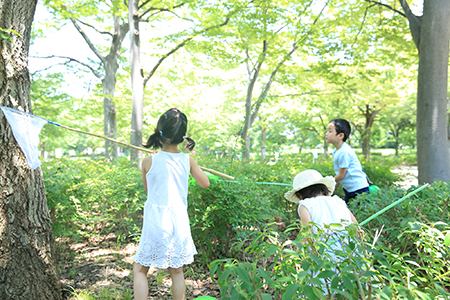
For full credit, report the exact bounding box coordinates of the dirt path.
[57,236,220,299]
[391,165,418,189]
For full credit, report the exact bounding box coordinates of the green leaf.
[235,266,251,283]
[219,268,234,283]
[335,290,354,299]
[302,260,311,270]
[267,245,278,256]
[342,274,354,291]
[302,285,319,299]
[283,283,299,300]
[317,270,335,279]
[276,276,295,283]
[445,231,450,247]
[331,276,340,289]
[262,294,272,300]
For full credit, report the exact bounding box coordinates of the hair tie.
[159,131,163,136]
[183,135,187,139]
[172,108,178,112]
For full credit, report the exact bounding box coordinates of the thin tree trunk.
[359,105,379,159]
[261,125,267,161]
[70,15,128,159]
[416,0,450,183]
[102,62,117,159]
[0,0,61,298]
[129,0,144,166]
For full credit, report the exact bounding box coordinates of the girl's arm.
[348,209,358,223]
[348,208,364,239]
[299,205,314,245]
[299,205,312,228]
[189,156,210,188]
[141,156,152,193]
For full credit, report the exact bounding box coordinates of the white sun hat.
[284,169,336,203]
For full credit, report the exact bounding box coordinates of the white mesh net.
[1,106,48,169]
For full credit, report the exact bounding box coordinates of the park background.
[1,0,450,299]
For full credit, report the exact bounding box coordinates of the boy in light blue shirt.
[326,118,369,203]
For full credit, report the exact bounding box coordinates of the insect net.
[1,106,48,169]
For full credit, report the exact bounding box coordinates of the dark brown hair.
[330,118,351,142]
[143,108,195,151]
[295,184,331,200]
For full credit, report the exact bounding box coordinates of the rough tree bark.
[365,0,450,183]
[392,0,450,183]
[0,0,61,299]
[415,0,450,183]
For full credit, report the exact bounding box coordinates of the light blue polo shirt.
[332,142,369,192]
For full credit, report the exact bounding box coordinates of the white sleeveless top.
[133,151,197,269]
[298,195,352,234]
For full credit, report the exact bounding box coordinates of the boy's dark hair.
[143,108,195,151]
[295,184,331,200]
[331,118,351,142]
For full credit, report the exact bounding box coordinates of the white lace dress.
[133,151,197,269]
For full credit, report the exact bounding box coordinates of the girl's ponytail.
[143,129,170,149]
[184,137,196,151]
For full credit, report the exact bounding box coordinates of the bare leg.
[168,267,185,300]
[133,263,149,300]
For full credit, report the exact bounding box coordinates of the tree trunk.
[261,125,267,161]
[416,0,450,184]
[395,140,399,156]
[102,65,117,160]
[0,0,61,299]
[70,15,128,160]
[322,137,328,157]
[129,0,144,166]
[360,105,379,159]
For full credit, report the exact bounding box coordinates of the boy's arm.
[334,167,347,189]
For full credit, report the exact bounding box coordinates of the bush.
[43,157,145,239]
[188,176,282,264]
[210,220,450,299]
[349,181,450,254]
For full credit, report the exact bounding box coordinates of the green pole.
[359,183,429,226]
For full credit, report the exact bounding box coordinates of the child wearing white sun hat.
[285,170,367,295]
[284,169,359,233]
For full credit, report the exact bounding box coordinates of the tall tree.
[41,1,129,159]
[0,0,61,299]
[236,0,329,159]
[128,0,144,164]
[366,0,450,183]
[127,0,240,164]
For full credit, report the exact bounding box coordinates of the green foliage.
[43,157,145,239]
[188,174,280,264]
[361,156,400,189]
[210,219,450,299]
[350,181,450,255]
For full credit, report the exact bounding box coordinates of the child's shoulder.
[141,155,153,173]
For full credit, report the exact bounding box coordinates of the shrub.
[188,177,280,264]
[43,157,145,239]
[349,181,450,254]
[210,220,450,299]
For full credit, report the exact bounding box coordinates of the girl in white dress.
[133,108,210,300]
